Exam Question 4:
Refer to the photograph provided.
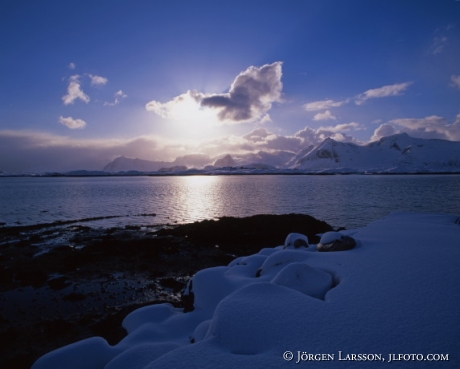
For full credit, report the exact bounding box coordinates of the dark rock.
[47,276,71,290]
[63,292,87,302]
[317,232,357,252]
[157,214,333,252]
[283,233,309,249]
[182,280,194,313]
[159,277,185,292]
[15,270,48,288]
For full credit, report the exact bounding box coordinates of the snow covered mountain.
[102,134,460,174]
[103,154,212,172]
[293,133,460,173]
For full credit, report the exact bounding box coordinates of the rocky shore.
[0,214,333,369]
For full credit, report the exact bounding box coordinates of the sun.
[167,92,222,139]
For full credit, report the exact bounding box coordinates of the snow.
[99,133,460,174]
[32,212,460,368]
[294,133,460,173]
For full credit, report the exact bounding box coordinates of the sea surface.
[1,174,460,230]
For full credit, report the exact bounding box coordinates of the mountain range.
[103,133,460,174]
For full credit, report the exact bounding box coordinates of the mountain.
[102,134,460,174]
[103,154,213,172]
[213,154,235,168]
[103,156,168,172]
[293,133,460,173]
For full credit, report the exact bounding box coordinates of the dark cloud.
[200,62,283,122]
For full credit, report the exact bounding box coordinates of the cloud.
[104,90,128,106]
[294,123,362,147]
[304,99,347,111]
[62,75,90,105]
[58,116,87,129]
[68,62,76,70]
[318,122,363,132]
[429,36,448,55]
[372,115,460,141]
[304,82,412,113]
[355,82,413,105]
[370,123,399,141]
[450,75,460,89]
[88,74,108,86]
[313,110,336,121]
[146,62,283,125]
[0,130,181,172]
[200,61,283,122]
[146,90,202,119]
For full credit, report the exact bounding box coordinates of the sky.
[1,0,460,172]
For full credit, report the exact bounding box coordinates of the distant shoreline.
[1,171,460,178]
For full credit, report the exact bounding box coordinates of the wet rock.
[317,232,357,252]
[15,270,48,288]
[63,292,87,302]
[159,277,185,292]
[47,276,71,290]
[182,280,194,313]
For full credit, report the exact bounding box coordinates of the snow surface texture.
[32,212,460,368]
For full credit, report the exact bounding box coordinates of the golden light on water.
[175,175,224,222]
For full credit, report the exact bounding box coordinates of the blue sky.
[1,0,460,172]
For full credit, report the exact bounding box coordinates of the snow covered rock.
[283,232,309,249]
[271,262,333,299]
[317,231,357,251]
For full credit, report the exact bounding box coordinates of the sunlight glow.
[176,175,223,222]
[147,91,223,140]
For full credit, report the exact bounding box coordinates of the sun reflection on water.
[174,175,225,223]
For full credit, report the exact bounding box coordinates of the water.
[1,175,459,230]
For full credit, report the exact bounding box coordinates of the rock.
[182,280,194,313]
[63,292,87,302]
[283,233,309,249]
[317,232,356,252]
[16,270,48,288]
[47,276,71,290]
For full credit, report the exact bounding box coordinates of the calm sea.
[1,175,459,230]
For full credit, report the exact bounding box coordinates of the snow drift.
[32,212,460,368]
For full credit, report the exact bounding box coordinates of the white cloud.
[88,74,108,86]
[304,99,347,111]
[450,75,460,89]
[355,82,413,105]
[68,62,76,70]
[58,116,87,129]
[146,90,202,119]
[372,115,460,141]
[146,62,283,125]
[294,124,362,147]
[61,75,90,105]
[371,123,399,141]
[104,90,128,106]
[429,36,448,55]
[313,110,336,121]
[305,82,412,113]
[319,122,363,132]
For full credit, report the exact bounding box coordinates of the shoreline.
[0,214,333,369]
[1,171,460,178]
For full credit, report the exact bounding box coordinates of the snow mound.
[32,212,460,369]
[283,232,309,249]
